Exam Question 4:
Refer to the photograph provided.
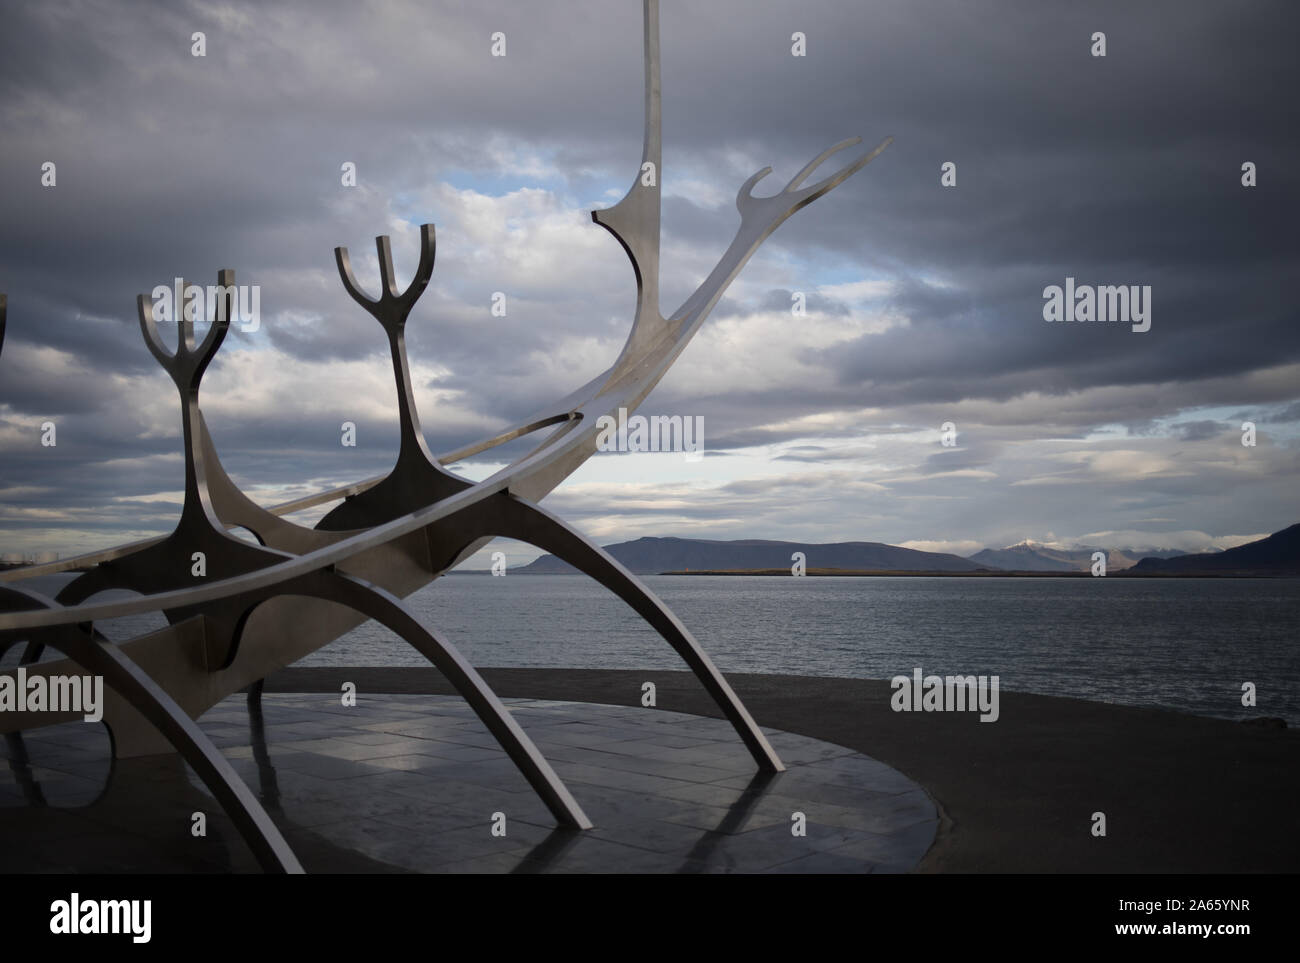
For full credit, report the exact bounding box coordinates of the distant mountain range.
[1131,523,1300,575]
[509,524,1299,576]
[967,542,1186,572]
[514,537,987,574]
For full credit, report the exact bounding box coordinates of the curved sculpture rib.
[226,569,593,829]
[425,493,785,772]
[0,588,302,873]
[62,628,305,873]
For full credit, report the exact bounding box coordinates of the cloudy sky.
[1,0,1296,567]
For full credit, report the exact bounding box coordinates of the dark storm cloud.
[1,0,1297,557]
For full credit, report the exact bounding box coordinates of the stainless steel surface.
[0,0,890,870]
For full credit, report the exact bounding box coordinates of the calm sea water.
[11,575,1300,724]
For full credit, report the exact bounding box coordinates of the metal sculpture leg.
[1,584,301,873]
[244,678,282,811]
[230,570,593,830]
[431,494,785,772]
[3,732,49,807]
[54,627,304,873]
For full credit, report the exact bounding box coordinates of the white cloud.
[899,539,984,556]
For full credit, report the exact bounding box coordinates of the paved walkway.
[1,690,936,873]
[5,665,1295,872]
[266,667,1300,873]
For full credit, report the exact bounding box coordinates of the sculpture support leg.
[437,495,785,773]
[241,571,593,831]
[54,626,305,874]
[4,732,49,807]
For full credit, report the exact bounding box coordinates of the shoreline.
[442,568,1300,577]
[657,568,1300,578]
[265,666,1300,873]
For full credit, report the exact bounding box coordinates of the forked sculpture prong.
[136,270,235,395]
[737,135,894,224]
[318,222,467,531]
[335,223,436,315]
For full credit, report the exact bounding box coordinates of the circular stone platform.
[0,693,937,873]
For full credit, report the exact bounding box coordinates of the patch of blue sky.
[1087,405,1300,444]
[389,171,628,225]
[434,168,567,197]
[758,248,894,299]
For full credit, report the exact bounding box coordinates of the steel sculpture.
[0,0,891,873]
